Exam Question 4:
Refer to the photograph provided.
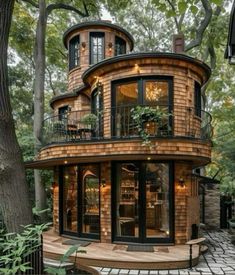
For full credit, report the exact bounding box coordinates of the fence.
[0,234,43,275]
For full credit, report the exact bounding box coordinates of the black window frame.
[194,81,202,117]
[58,106,68,121]
[111,76,174,137]
[69,35,80,70]
[59,163,101,240]
[111,160,175,244]
[115,36,126,56]
[90,32,105,65]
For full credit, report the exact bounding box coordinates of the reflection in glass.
[115,82,138,137]
[63,166,78,232]
[116,163,139,238]
[145,163,169,238]
[90,33,104,64]
[81,165,100,235]
[115,36,126,55]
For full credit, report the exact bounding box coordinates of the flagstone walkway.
[94,230,235,275]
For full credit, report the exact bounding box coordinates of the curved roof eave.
[49,85,89,108]
[63,21,134,50]
[82,52,211,85]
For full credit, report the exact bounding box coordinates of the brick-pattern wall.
[204,184,220,229]
[53,167,59,232]
[174,162,199,244]
[100,162,112,242]
[38,139,211,166]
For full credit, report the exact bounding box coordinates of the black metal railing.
[42,105,212,145]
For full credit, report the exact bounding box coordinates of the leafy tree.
[17,0,100,221]
[0,0,33,233]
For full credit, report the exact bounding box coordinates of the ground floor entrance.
[112,161,174,243]
[58,161,174,244]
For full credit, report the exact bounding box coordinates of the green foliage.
[44,244,86,275]
[0,224,49,275]
[81,113,98,128]
[131,106,171,147]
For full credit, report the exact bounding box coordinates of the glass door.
[113,161,173,243]
[114,163,139,242]
[144,163,171,241]
[62,166,78,234]
[61,164,100,239]
[79,165,100,239]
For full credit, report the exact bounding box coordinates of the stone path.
[94,230,235,275]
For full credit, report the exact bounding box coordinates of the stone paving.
[94,230,235,275]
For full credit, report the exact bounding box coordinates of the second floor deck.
[43,104,212,146]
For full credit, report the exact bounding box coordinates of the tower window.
[115,36,126,56]
[90,32,104,64]
[69,36,80,70]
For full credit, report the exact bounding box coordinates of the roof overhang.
[82,52,211,86]
[63,21,134,51]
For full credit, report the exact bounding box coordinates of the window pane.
[144,81,169,105]
[116,163,139,238]
[69,36,80,70]
[145,163,170,238]
[80,165,100,235]
[115,36,126,55]
[115,82,138,137]
[63,166,78,232]
[90,33,104,64]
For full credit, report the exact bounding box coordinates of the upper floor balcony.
[42,104,212,146]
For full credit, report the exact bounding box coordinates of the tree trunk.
[0,0,33,233]
[33,0,47,221]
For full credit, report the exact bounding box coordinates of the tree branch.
[208,43,216,70]
[46,2,89,17]
[21,0,39,8]
[166,0,180,32]
[185,0,212,51]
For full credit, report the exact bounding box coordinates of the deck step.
[44,257,74,270]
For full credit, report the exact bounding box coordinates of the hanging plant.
[131,106,172,147]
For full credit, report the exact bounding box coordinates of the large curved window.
[90,32,104,64]
[115,36,126,56]
[69,36,80,70]
[112,77,173,137]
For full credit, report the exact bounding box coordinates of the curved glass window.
[69,36,80,70]
[115,36,126,55]
[112,77,173,137]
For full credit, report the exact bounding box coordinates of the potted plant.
[80,113,97,129]
[228,218,235,229]
[53,121,65,133]
[131,106,171,146]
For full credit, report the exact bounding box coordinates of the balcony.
[42,105,212,146]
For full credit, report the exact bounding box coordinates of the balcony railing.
[42,105,212,145]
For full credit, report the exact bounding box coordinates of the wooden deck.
[43,229,201,270]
